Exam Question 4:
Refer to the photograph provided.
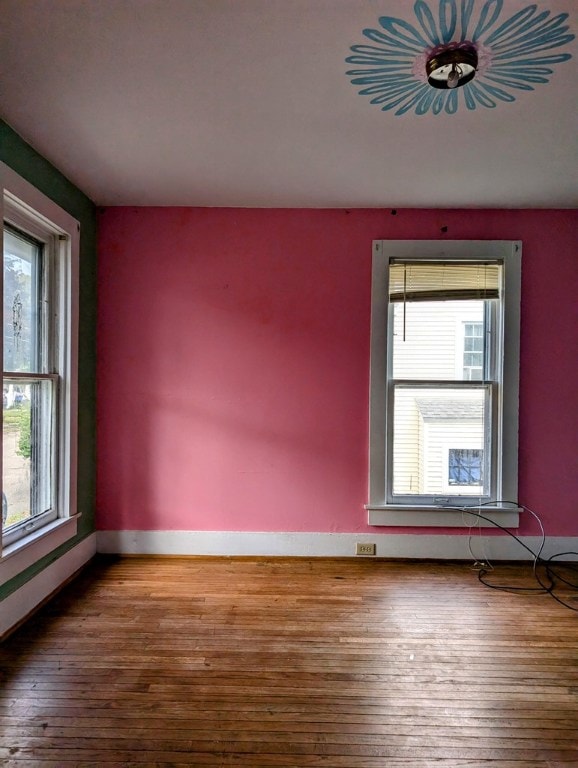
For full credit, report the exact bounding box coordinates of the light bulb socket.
[426,45,478,89]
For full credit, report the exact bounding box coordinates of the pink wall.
[97,208,578,537]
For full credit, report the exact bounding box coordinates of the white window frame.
[367,240,521,528]
[0,163,79,582]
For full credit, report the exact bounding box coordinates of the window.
[463,322,483,380]
[1,163,78,554]
[448,448,483,486]
[367,241,521,527]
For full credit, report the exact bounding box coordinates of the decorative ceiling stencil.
[346,0,575,115]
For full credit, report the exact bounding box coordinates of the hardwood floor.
[1,556,577,767]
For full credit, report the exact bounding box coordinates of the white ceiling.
[1,0,577,208]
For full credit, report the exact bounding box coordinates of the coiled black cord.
[447,502,578,613]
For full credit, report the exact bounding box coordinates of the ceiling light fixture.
[426,43,478,89]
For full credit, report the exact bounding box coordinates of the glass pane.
[2,379,53,531]
[449,449,483,485]
[465,323,483,338]
[464,352,482,367]
[392,300,485,381]
[392,386,488,496]
[3,227,41,373]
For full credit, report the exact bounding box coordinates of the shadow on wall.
[98,293,368,533]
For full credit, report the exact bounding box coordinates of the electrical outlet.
[356,542,376,556]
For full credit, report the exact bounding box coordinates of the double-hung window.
[0,163,78,556]
[367,241,521,527]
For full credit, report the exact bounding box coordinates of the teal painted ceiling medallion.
[345,0,575,115]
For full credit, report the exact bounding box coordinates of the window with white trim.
[367,241,521,527]
[448,448,483,487]
[462,322,484,381]
[1,164,78,551]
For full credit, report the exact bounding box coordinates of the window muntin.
[1,164,78,552]
[367,241,521,518]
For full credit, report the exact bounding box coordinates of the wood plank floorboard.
[1,556,577,766]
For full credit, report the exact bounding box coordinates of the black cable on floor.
[446,502,578,613]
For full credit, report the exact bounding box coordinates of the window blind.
[389,261,501,302]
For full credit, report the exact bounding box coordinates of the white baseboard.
[2,530,574,638]
[97,530,578,561]
[0,533,97,638]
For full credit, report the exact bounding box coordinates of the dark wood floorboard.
[1,556,577,766]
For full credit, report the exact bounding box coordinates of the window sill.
[367,505,521,528]
[0,514,80,587]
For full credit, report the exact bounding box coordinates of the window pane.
[3,227,41,373]
[465,323,483,338]
[392,300,485,380]
[463,320,484,381]
[392,386,488,496]
[448,449,483,485]
[2,379,54,531]
[464,352,483,367]
[464,337,483,353]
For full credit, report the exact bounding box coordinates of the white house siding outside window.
[367,241,521,528]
